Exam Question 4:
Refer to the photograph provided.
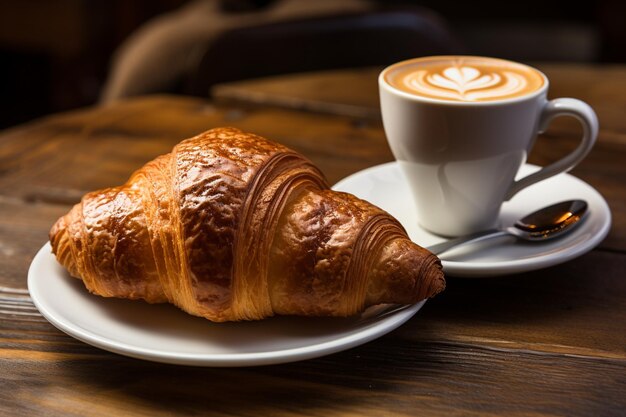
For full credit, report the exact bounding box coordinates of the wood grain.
[0,197,67,289]
[1,310,624,417]
[0,97,389,201]
[212,67,382,119]
[1,65,626,416]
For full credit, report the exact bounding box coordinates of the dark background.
[1,0,624,129]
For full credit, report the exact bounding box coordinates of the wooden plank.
[0,96,390,201]
[212,67,382,119]
[0,96,216,201]
[540,64,626,141]
[0,197,68,289]
[0,333,624,417]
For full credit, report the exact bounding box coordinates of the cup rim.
[379,55,549,106]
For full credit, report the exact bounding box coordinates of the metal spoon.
[427,200,588,256]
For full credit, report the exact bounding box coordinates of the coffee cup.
[379,56,598,237]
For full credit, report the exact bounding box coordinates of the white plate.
[28,243,424,367]
[333,162,611,277]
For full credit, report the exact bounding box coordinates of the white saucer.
[28,243,424,367]
[333,162,611,277]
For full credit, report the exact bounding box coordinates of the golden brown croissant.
[50,127,444,322]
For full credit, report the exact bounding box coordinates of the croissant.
[49,127,444,322]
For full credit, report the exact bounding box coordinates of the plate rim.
[333,161,612,277]
[28,243,425,367]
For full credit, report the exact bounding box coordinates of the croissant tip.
[426,259,446,298]
[49,212,80,278]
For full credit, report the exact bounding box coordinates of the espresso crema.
[384,56,545,102]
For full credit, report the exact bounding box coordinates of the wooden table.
[1,65,625,416]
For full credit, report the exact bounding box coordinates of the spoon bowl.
[428,200,589,256]
[512,200,588,240]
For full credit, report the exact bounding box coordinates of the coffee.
[383,56,545,103]
[380,55,597,235]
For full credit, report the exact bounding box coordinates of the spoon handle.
[427,229,510,256]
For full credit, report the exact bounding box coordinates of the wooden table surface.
[1,64,625,416]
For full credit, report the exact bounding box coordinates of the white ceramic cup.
[379,56,598,237]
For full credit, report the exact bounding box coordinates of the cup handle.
[505,98,598,200]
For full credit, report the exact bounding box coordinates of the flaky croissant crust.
[50,128,444,322]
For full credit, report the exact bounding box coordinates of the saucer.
[332,162,611,277]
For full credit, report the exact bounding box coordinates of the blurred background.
[1,0,624,129]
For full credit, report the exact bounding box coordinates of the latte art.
[407,66,527,101]
[384,56,545,103]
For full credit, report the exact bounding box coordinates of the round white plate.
[333,162,611,277]
[28,243,424,367]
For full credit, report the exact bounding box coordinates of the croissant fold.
[50,127,444,322]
